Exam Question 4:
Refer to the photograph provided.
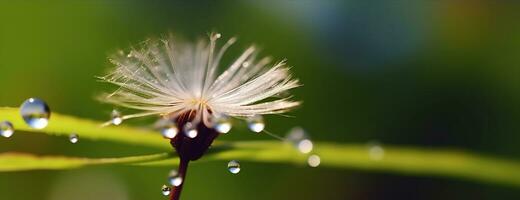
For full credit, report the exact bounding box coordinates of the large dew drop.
[183,122,198,138]
[167,170,183,187]
[69,133,79,144]
[0,121,14,138]
[247,115,265,133]
[227,160,241,174]
[20,98,50,129]
[161,185,171,196]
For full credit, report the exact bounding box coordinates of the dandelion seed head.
[99,32,301,128]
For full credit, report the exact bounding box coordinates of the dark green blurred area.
[1,0,520,199]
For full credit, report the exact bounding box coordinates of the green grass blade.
[1,107,520,187]
[0,152,172,171]
[0,107,170,150]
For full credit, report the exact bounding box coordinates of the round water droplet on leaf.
[161,185,171,196]
[183,122,198,138]
[227,160,241,174]
[111,110,123,125]
[69,134,79,144]
[20,98,50,129]
[247,115,265,133]
[0,121,14,138]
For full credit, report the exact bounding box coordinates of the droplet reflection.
[20,98,50,129]
[227,160,241,174]
[0,121,14,138]
[247,115,265,133]
[307,154,321,167]
[69,134,79,144]
[183,122,198,138]
[161,185,171,196]
[111,110,123,125]
[168,170,184,187]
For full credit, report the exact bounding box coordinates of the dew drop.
[286,127,313,154]
[111,110,123,125]
[227,160,241,174]
[157,119,178,139]
[242,62,250,67]
[213,115,232,134]
[307,154,321,167]
[215,33,222,39]
[20,98,50,129]
[161,185,171,196]
[167,170,183,187]
[247,115,265,133]
[69,133,79,144]
[0,121,14,138]
[367,141,385,161]
[183,122,198,138]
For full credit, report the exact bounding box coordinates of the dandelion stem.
[170,158,189,200]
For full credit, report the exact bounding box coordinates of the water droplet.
[69,134,79,144]
[0,121,14,138]
[161,185,171,196]
[213,115,232,134]
[247,115,265,133]
[183,122,198,138]
[286,127,313,153]
[242,62,250,67]
[227,160,241,174]
[20,98,50,129]
[297,139,313,154]
[156,119,178,139]
[307,154,321,167]
[167,170,183,187]
[215,33,222,39]
[111,110,123,125]
[367,141,385,161]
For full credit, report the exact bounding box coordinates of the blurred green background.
[1,0,520,199]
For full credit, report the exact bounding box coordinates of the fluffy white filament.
[99,33,300,126]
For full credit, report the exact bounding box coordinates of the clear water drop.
[367,141,385,161]
[227,160,241,174]
[286,127,313,153]
[20,98,50,129]
[307,154,321,167]
[215,33,222,38]
[183,122,198,138]
[69,133,79,144]
[167,170,183,187]
[161,185,171,196]
[297,139,314,154]
[247,115,265,133]
[111,110,123,125]
[0,121,14,138]
[213,115,232,134]
[156,119,178,139]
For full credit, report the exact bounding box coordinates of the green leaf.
[1,107,520,188]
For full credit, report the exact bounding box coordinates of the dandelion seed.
[99,32,301,200]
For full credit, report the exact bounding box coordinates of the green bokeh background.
[1,1,519,199]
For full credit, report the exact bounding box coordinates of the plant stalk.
[170,158,189,200]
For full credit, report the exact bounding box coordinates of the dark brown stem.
[170,158,189,200]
